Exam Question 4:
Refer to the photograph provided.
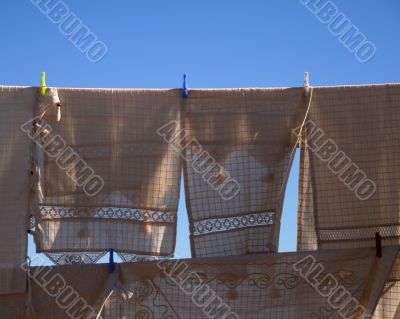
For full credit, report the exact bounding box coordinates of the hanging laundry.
[297,84,400,318]
[373,259,400,319]
[32,88,183,263]
[0,247,396,318]
[182,88,307,257]
[0,86,35,294]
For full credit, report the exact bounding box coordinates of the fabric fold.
[183,88,308,257]
[32,88,183,261]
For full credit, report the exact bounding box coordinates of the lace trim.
[45,252,163,265]
[117,252,161,263]
[193,211,275,236]
[319,225,400,242]
[45,251,107,265]
[38,205,176,223]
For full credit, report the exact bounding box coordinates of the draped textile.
[373,258,400,318]
[0,86,35,294]
[183,88,307,257]
[297,84,400,318]
[0,247,396,319]
[32,88,183,261]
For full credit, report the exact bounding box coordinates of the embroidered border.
[45,248,163,265]
[193,211,275,236]
[117,252,161,263]
[45,251,107,265]
[319,225,400,242]
[38,205,176,223]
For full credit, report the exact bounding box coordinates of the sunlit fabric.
[32,88,183,262]
[183,88,307,257]
[0,248,396,319]
[297,84,400,318]
[0,86,35,294]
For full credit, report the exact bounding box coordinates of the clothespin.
[56,103,62,122]
[108,249,115,273]
[304,72,310,96]
[375,232,382,258]
[183,74,188,98]
[40,72,46,96]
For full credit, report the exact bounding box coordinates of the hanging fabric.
[297,84,400,318]
[373,258,400,318]
[32,88,183,263]
[0,86,35,294]
[0,247,397,318]
[183,88,308,257]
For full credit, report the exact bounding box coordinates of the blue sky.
[1,0,399,262]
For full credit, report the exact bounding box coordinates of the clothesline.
[0,82,399,318]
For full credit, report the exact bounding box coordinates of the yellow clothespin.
[40,72,46,96]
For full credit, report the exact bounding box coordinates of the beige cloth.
[297,84,400,250]
[0,86,35,294]
[0,262,112,319]
[297,84,400,318]
[183,88,307,257]
[374,258,400,318]
[0,247,396,319]
[33,88,183,259]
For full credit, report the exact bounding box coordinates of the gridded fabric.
[0,247,396,319]
[0,262,112,319]
[111,248,397,319]
[297,84,400,318]
[183,88,307,257]
[32,88,183,260]
[297,84,400,249]
[374,257,400,318]
[297,133,318,251]
[0,86,35,294]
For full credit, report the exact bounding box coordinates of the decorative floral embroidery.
[117,252,161,263]
[164,271,300,290]
[193,211,275,235]
[38,205,176,223]
[94,258,364,319]
[45,252,107,265]
[100,279,179,319]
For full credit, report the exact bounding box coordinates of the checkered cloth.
[297,84,400,318]
[183,88,307,257]
[0,86,35,294]
[33,88,183,260]
[0,247,396,319]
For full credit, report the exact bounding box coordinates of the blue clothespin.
[109,249,115,273]
[183,74,188,98]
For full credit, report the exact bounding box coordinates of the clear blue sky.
[1,0,399,263]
